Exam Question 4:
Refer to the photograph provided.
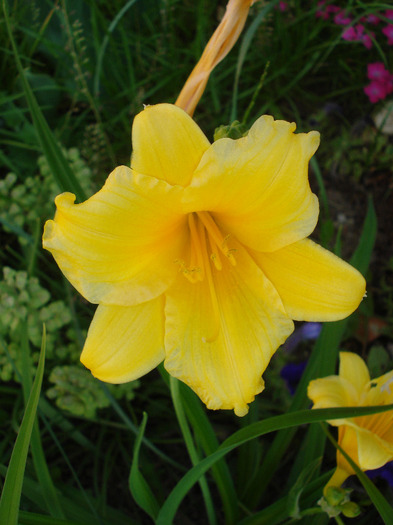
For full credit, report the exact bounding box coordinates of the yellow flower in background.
[176,0,255,116]
[43,104,365,416]
[308,352,393,491]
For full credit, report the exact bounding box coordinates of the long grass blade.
[18,510,85,525]
[0,327,46,525]
[170,377,217,525]
[155,404,393,525]
[230,0,279,121]
[128,412,160,520]
[20,324,65,518]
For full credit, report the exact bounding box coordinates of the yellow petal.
[253,238,366,321]
[355,427,393,470]
[164,240,294,416]
[308,376,358,426]
[81,298,165,383]
[131,104,210,186]
[43,166,187,306]
[324,466,351,493]
[183,115,320,251]
[339,352,370,397]
[336,425,359,476]
[366,369,393,406]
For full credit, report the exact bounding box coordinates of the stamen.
[198,225,221,343]
[197,211,236,265]
[207,231,223,271]
[187,213,205,281]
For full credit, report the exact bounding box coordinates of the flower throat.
[178,211,236,284]
[176,211,237,343]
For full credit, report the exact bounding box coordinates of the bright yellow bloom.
[43,104,365,416]
[308,352,393,491]
[176,0,254,116]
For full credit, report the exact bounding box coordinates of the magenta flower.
[361,32,374,49]
[278,1,287,11]
[385,10,393,21]
[366,14,380,25]
[342,26,357,41]
[364,81,389,103]
[334,11,352,26]
[367,62,391,82]
[382,24,393,45]
[316,1,329,20]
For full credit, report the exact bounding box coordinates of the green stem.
[170,377,217,525]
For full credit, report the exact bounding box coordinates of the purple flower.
[281,361,307,395]
[368,461,393,486]
[282,322,322,353]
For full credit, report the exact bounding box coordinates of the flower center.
[176,212,237,343]
[179,211,236,284]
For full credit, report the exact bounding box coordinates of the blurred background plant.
[1,0,392,524]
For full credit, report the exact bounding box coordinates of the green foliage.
[0,267,71,378]
[1,0,392,524]
[47,366,139,419]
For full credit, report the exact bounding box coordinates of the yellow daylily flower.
[176,0,255,116]
[308,352,393,491]
[43,103,366,416]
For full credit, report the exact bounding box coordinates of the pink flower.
[334,11,352,26]
[382,24,393,45]
[364,81,388,103]
[366,14,380,25]
[361,32,374,49]
[326,5,341,15]
[316,1,329,20]
[276,1,287,11]
[342,24,374,48]
[385,10,393,22]
[342,26,357,41]
[367,62,391,82]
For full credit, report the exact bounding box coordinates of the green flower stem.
[170,376,217,525]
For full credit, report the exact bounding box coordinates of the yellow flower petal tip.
[308,352,393,487]
[44,103,366,416]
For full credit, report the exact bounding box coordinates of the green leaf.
[2,0,87,203]
[0,327,46,525]
[129,413,160,520]
[155,405,393,525]
[18,510,85,525]
[287,458,322,519]
[170,377,216,525]
[238,472,331,525]
[160,365,238,524]
[19,323,65,519]
[349,196,377,277]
